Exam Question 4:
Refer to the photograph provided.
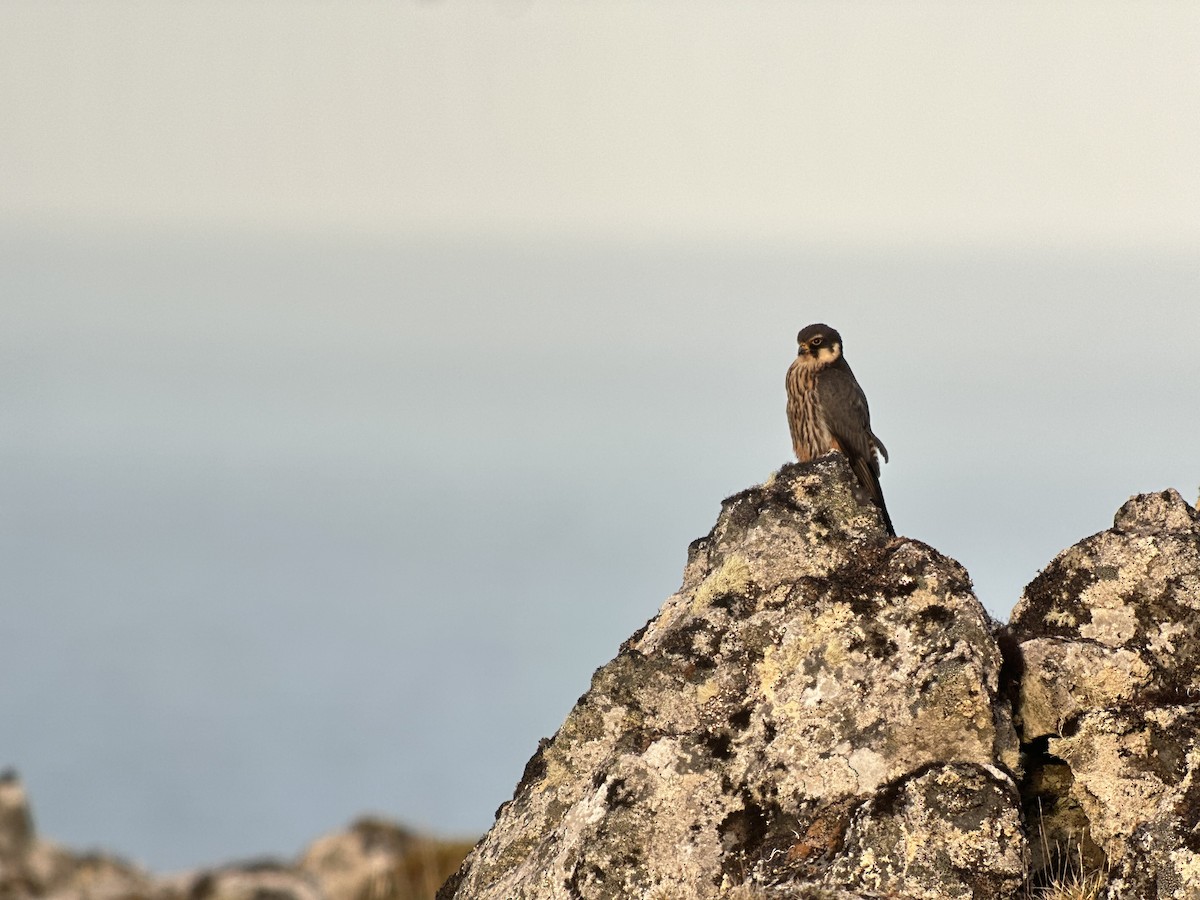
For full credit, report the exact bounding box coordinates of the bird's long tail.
[853,457,896,537]
[873,480,896,537]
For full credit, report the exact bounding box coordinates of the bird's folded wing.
[817,366,881,476]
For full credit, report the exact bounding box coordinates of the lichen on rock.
[441,455,1026,900]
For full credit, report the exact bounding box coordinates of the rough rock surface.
[1010,489,1200,897]
[441,456,1026,900]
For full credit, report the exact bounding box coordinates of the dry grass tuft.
[1028,813,1107,900]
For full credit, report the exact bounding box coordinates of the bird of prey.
[785,323,894,536]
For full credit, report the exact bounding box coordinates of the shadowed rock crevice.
[1018,737,1107,886]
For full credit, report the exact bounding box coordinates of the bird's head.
[796,323,843,366]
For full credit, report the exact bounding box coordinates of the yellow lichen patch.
[1148,621,1187,659]
[756,639,815,712]
[1078,603,1138,646]
[810,603,858,668]
[691,554,752,612]
[756,604,858,708]
[536,755,573,795]
[756,644,784,706]
[1046,608,1078,628]
[696,678,721,705]
[1084,650,1151,703]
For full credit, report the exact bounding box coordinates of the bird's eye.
[811,337,823,347]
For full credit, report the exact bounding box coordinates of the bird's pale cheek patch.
[815,346,841,365]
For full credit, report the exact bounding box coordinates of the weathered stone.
[1113,489,1200,536]
[0,773,37,899]
[1010,488,1200,897]
[441,456,1025,900]
[1014,638,1152,740]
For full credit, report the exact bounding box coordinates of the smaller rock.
[1011,488,1200,736]
[300,819,415,900]
[1112,488,1200,535]
[1011,488,1200,895]
[0,773,146,900]
[1050,706,1200,899]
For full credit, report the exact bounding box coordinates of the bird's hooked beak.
[796,342,809,357]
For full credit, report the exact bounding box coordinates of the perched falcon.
[785,323,894,536]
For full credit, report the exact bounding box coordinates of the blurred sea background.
[2,2,1198,873]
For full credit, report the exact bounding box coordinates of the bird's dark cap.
[797,323,842,345]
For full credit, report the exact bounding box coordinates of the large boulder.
[441,456,1026,900]
[1010,489,1200,898]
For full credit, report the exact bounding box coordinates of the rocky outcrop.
[0,772,471,900]
[445,472,1200,899]
[1010,489,1200,898]
[441,456,1026,899]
